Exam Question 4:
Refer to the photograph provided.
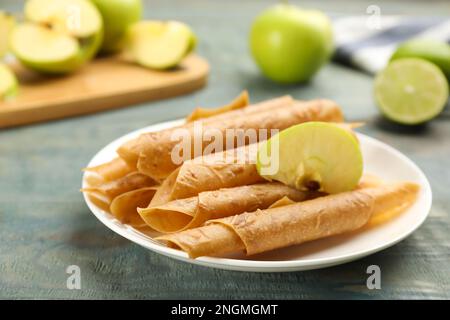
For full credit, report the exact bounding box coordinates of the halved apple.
[10,0,103,74]
[124,21,196,70]
[0,63,18,100]
[0,11,16,58]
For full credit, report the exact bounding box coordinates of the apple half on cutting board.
[10,0,103,74]
[124,20,196,70]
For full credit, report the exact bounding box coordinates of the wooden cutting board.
[0,54,209,128]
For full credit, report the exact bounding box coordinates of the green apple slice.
[0,11,16,58]
[126,21,196,69]
[0,63,18,100]
[25,0,102,38]
[257,122,363,194]
[10,23,80,72]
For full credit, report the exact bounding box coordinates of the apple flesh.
[124,21,196,70]
[10,0,103,74]
[91,0,142,54]
[0,63,18,100]
[0,11,16,58]
[250,4,333,84]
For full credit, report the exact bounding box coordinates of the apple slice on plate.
[0,63,18,100]
[10,0,103,74]
[124,21,196,70]
[257,122,363,194]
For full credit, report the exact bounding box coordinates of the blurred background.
[0,0,449,299]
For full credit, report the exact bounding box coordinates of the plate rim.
[82,119,432,272]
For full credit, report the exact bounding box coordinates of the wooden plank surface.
[0,0,449,299]
[0,54,209,128]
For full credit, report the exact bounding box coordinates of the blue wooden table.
[1,0,449,299]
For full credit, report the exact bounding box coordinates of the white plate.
[82,119,432,272]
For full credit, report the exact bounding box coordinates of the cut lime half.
[256,122,363,194]
[375,58,448,125]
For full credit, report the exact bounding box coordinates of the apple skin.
[250,4,333,84]
[91,0,142,54]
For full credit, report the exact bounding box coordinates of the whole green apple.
[250,4,333,84]
[91,0,142,53]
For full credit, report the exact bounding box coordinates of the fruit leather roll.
[186,90,250,122]
[137,99,343,181]
[84,157,136,182]
[149,144,262,206]
[138,182,321,233]
[110,187,157,228]
[149,123,360,207]
[156,182,419,258]
[116,95,294,168]
[82,171,156,204]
